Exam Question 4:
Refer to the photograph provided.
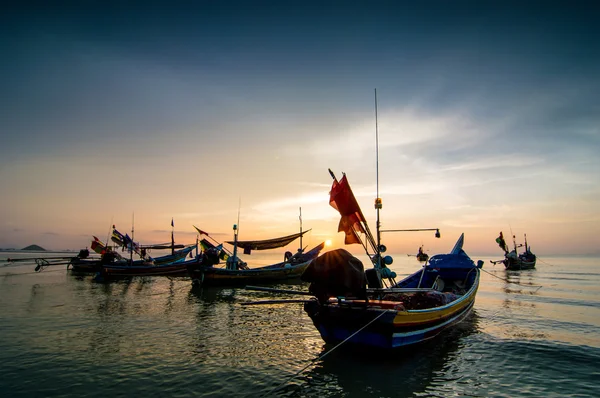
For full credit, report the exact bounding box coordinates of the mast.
[374,88,382,269]
[229,197,241,270]
[130,213,134,264]
[171,218,175,255]
[299,207,303,252]
[230,223,238,270]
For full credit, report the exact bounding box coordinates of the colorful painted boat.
[303,234,482,349]
[300,170,483,350]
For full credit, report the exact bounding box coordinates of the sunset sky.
[1,2,598,256]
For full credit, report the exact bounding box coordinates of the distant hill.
[21,244,46,251]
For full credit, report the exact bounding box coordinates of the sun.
[325,239,332,247]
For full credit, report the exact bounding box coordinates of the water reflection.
[278,312,481,397]
[498,268,549,341]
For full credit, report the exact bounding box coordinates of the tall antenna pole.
[374,89,382,266]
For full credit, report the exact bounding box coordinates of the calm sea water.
[1,251,599,397]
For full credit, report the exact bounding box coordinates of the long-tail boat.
[186,211,325,287]
[494,232,536,270]
[300,171,483,350]
[70,225,196,274]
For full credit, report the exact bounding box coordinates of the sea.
[0,250,599,398]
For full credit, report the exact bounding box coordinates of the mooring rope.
[261,308,391,397]
[537,257,557,267]
[481,268,542,291]
[0,268,67,277]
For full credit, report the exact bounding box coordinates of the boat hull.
[188,260,311,286]
[101,262,189,278]
[304,270,480,350]
[504,256,536,270]
[187,242,324,286]
[69,246,194,275]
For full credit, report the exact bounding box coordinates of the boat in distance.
[494,231,536,270]
[69,226,196,274]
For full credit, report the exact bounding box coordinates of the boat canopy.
[227,230,311,251]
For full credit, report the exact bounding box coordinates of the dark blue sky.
[1,1,599,253]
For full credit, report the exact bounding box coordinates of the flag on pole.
[496,232,508,253]
[171,218,174,228]
[90,237,106,254]
[329,175,366,245]
[194,226,209,236]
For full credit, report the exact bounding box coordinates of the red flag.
[90,239,106,254]
[329,175,366,245]
[194,226,209,236]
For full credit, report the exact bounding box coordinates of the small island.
[21,244,47,251]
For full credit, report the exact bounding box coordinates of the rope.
[261,309,391,397]
[481,268,542,291]
[537,257,556,267]
[0,268,67,277]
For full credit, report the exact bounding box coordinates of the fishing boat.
[186,213,325,286]
[494,232,536,270]
[415,246,429,262]
[70,225,196,274]
[98,255,194,278]
[69,245,195,273]
[300,170,483,350]
[245,91,482,355]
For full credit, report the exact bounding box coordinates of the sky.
[1,1,599,257]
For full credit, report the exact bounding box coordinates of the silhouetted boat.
[186,213,325,286]
[494,232,536,270]
[70,226,195,274]
[416,246,429,262]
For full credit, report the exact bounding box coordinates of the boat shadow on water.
[280,311,482,397]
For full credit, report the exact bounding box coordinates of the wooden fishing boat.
[494,232,536,270]
[69,225,196,274]
[187,212,325,286]
[303,234,482,350]
[416,246,429,262]
[300,170,483,350]
[69,245,195,274]
[503,250,536,270]
[188,242,325,286]
[99,257,193,278]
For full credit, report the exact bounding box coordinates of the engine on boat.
[202,248,221,267]
[301,249,366,304]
